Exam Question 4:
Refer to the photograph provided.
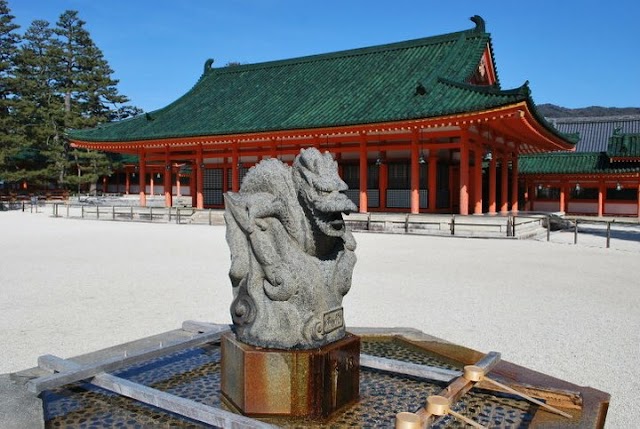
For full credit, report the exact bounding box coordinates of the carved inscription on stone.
[323,308,344,335]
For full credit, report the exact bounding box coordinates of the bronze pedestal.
[221,332,360,420]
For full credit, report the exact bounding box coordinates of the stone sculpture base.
[220,332,360,420]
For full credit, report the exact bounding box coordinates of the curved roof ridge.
[206,29,486,77]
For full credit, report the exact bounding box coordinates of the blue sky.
[9,1,640,112]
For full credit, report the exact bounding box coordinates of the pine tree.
[0,0,22,190]
[13,19,64,188]
[51,10,136,192]
[5,7,140,193]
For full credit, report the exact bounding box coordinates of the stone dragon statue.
[224,148,358,349]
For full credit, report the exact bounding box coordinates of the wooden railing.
[345,213,546,238]
[562,217,640,248]
[49,203,225,226]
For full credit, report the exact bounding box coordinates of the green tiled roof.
[607,133,640,158]
[519,152,640,175]
[68,16,559,144]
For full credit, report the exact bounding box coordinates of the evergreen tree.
[0,0,22,189]
[13,19,64,187]
[3,6,140,193]
[50,10,137,192]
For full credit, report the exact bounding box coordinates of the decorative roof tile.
[607,133,640,159]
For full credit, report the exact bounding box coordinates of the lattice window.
[386,190,428,208]
[203,168,224,205]
[387,163,409,189]
[342,164,359,189]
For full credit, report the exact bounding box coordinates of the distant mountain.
[537,104,640,118]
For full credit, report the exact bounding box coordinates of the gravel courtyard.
[1,210,637,427]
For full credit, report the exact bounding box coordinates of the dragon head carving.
[292,148,357,238]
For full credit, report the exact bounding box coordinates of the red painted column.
[358,133,368,213]
[231,142,240,192]
[164,148,172,207]
[598,182,604,217]
[531,183,536,211]
[559,184,566,213]
[428,151,437,212]
[379,151,387,210]
[459,136,469,215]
[138,149,147,207]
[150,174,155,196]
[488,150,497,215]
[473,146,483,215]
[511,149,519,213]
[410,129,420,214]
[176,174,181,197]
[196,146,204,209]
[637,183,640,219]
[500,151,509,214]
[125,171,130,195]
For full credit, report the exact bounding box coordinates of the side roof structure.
[520,132,640,176]
[546,115,640,152]
[519,152,640,175]
[68,16,572,152]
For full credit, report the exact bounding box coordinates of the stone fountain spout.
[224,147,357,350]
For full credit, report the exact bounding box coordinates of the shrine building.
[68,16,576,215]
[520,116,640,217]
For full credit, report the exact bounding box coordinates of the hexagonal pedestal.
[220,332,360,420]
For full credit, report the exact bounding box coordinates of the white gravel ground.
[1,210,638,428]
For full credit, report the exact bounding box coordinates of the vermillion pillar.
[379,152,387,210]
[358,134,368,213]
[488,150,497,215]
[511,149,519,213]
[559,185,566,213]
[459,136,470,215]
[164,148,172,207]
[524,183,531,211]
[598,182,604,217]
[473,146,483,215]
[196,146,204,209]
[232,143,240,193]
[500,151,509,214]
[125,171,130,195]
[222,165,229,195]
[410,130,420,214]
[637,183,640,219]
[428,151,437,212]
[138,149,147,207]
